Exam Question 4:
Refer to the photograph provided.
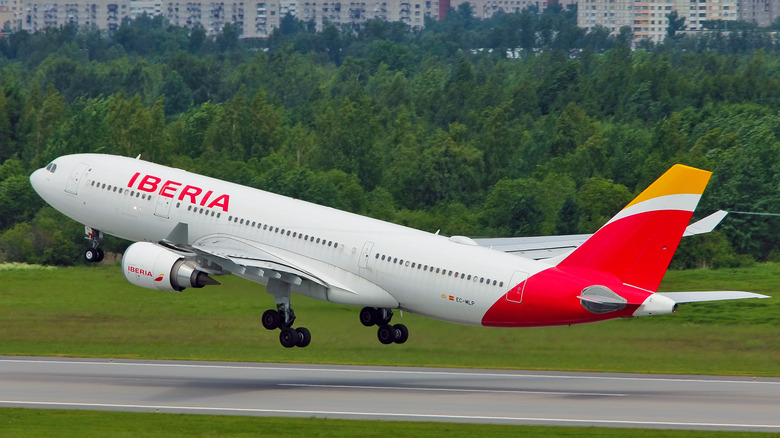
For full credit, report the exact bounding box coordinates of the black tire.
[359,307,378,327]
[296,327,311,348]
[377,324,395,345]
[261,310,281,330]
[279,327,297,348]
[84,248,97,263]
[393,323,409,344]
[95,248,105,262]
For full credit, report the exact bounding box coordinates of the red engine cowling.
[122,242,218,291]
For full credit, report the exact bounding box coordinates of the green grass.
[1,264,778,436]
[0,409,775,438]
[0,262,778,375]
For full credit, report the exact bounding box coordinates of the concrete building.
[739,0,780,26]
[298,0,442,31]
[163,0,280,38]
[22,0,131,33]
[0,0,23,31]
[578,0,738,43]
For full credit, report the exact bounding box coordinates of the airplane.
[30,154,768,348]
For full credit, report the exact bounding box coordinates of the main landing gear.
[261,305,311,348]
[84,226,104,263]
[262,278,310,348]
[360,307,408,345]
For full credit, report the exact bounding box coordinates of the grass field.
[1,262,778,375]
[1,262,778,436]
[0,408,777,438]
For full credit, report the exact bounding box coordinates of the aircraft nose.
[30,167,53,199]
[30,169,45,195]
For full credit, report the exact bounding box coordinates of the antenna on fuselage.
[135,154,142,160]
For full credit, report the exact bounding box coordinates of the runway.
[0,356,778,431]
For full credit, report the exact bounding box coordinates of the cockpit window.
[45,163,57,173]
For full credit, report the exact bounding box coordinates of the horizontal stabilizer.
[657,291,770,303]
[683,210,728,236]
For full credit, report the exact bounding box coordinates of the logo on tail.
[556,164,712,291]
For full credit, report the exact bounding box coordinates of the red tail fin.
[556,165,712,292]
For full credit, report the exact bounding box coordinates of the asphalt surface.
[0,356,778,431]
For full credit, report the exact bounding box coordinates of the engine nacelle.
[122,242,219,292]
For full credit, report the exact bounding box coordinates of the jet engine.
[122,242,219,292]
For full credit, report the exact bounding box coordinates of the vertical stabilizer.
[556,165,711,292]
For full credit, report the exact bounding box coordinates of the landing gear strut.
[84,226,104,263]
[360,307,408,344]
[262,279,310,348]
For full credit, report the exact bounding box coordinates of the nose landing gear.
[84,226,104,263]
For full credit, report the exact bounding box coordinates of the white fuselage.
[31,154,549,326]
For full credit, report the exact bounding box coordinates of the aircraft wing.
[475,210,728,260]
[186,234,358,295]
[657,291,770,303]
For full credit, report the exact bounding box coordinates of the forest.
[2,7,780,268]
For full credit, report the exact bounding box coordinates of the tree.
[666,10,687,39]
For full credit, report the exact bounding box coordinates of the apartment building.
[0,0,22,30]
[21,0,131,33]
[297,0,442,31]
[578,0,737,43]
[164,0,280,38]
[739,0,780,26]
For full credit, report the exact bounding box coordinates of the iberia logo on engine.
[127,265,164,281]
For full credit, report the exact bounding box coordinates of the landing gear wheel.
[393,324,409,344]
[279,327,298,348]
[95,248,105,262]
[295,327,311,348]
[262,309,281,330]
[377,324,395,345]
[359,307,379,327]
[84,248,99,263]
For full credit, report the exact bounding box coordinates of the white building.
[578,0,738,43]
[739,0,780,27]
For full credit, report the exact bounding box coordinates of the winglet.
[557,165,712,292]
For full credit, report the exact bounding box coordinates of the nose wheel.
[84,226,104,263]
[360,307,408,344]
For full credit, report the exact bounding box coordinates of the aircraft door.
[359,241,374,269]
[154,195,172,218]
[506,271,529,303]
[65,162,89,195]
